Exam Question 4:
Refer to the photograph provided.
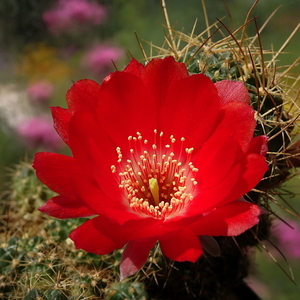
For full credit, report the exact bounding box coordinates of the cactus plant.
[9,161,55,214]
[104,282,148,300]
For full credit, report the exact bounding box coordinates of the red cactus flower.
[33,57,268,279]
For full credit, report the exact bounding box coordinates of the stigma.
[111,130,198,219]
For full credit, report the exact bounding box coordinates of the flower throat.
[111,130,198,219]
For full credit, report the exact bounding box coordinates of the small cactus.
[104,282,148,300]
[45,218,88,242]
[24,288,47,300]
[45,289,69,300]
[183,49,244,81]
[9,161,55,214]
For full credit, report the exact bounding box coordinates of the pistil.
[149,178,160,206]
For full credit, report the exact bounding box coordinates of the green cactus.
[45,218,88,242]
[104,282,148,300]
[9,161,56,214]
[0,237,29,275]
[45,289,68,300]
[24,289,48,300]
[183,49,244,82]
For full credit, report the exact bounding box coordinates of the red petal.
[190,200,262,236]
[123,58,145,77]
[51,107,71,146]
[96,71,156,144]
[186,162,241,215]
[102,208,153,225]
[159,74,221,149]
[215,80,250,105]
[70,215,157,256]
[33,152,79,198]
[98,57,190,143]
[248,135,268,156]
[128,220,182,240]
[68,111,115,165]
[120,239,156,280]
[67,111,123,204]
[142,57,189,106]
[160,227,203,262]
[220,101,256,153]
[66,79,101,114]
[71,167,128,216]
[218,153,268,207]
[69,216,126,255]
[33,150,115,219]
[194,124,238,189]
[188,151,267,216]
[38,195,95,219]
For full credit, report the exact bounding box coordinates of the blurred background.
[0,0,299,299]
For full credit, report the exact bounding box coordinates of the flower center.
[111,130,198,219]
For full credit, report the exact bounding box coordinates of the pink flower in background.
[273,219,300,258]
[43,0,107,34]
[17,116,62,150]
[26,80,53,104]
[82,45,124,77]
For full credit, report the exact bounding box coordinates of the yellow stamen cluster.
[111,130,198,219]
